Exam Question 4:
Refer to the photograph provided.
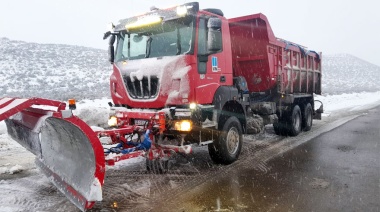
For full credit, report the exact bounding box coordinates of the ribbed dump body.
[229,13,321,95]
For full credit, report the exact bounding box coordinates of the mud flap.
[314,100,324,120]
[1,98,105,211]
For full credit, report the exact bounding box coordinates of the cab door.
[195,16,230,104]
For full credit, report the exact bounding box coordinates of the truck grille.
[123,75,159,99]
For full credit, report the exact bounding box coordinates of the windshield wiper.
[145,36,152,58]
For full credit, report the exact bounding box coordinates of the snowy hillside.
[322,54,380,95]
[0,37,110,100]
[1,37,380,100]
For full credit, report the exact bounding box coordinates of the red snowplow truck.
[0,2,322,211]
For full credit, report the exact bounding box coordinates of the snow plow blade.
[0,98,105,211]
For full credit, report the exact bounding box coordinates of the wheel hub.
[226,127,239,155]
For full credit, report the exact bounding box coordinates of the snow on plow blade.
[0,98,105,211]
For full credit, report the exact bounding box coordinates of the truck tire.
[208,116,243,164]
[287,105,302,136]
[302,103,313,131]
[273,121,287,136]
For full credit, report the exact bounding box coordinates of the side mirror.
[207,18,222,53]
[108,35,115,64]
[103,31,111,40]
[103,23,115,40]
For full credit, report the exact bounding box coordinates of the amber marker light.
[68,99,76,110]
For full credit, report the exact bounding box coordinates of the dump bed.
[228,14,321,96]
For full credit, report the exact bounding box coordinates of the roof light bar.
[125,16,162,30]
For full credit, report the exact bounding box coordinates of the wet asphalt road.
[154,107,380,212]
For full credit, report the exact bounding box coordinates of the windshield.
[115,19,194,61]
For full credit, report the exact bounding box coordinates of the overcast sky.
[1,0,379,66]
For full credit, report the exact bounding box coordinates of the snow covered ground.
[1,91,380,211]
[315,91,380,115]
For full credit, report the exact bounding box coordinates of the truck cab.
[107,2,232,110]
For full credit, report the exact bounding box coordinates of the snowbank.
[315,91,380,114]
[0,165,23,175]
[73,98,112,128]
[0,121,6,134]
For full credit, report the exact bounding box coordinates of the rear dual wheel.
[273,104,302,136]
[287,105,302,136]
[302,103,313,131]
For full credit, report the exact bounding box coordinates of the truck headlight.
[108,116,118,127]
[174,120,192,132]
[189,103,197,110]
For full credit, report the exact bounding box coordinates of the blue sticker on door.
[212,56,218,72]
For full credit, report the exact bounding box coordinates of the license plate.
[134,119,148,126]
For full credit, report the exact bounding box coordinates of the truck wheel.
[146,159,169,174]
[273,121,287,136]
[287,105,302,136]
[209,116,243,164]
[302,103,313,131]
